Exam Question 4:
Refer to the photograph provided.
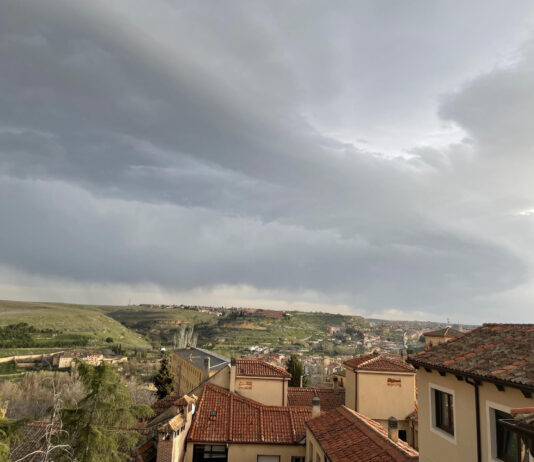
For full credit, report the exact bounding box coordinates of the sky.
[1,1,534,323]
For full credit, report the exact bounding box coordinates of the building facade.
[408,324,534,462]
[343,352,417,437]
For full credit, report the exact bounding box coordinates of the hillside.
[0,300,151,356]
[0,300,437,359]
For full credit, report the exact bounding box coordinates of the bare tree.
[14,380,74,462]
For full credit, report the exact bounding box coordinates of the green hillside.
[0,300,151,356]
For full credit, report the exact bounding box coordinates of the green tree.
[60,361,153,462]
[286,355,306,387]
[154,355,174,400]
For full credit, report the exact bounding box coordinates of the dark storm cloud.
[1,0,534,321]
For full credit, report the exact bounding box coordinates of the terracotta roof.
[423,327,464,338]
[188,384,311,444]
[344,353,415,373]
[151,393,180,416]
[288,387,345,412]
[235,359,291,378]
[408,324,534,388]
[307,406,418,462]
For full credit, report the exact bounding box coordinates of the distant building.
[422,327,463,349]
[343,352,417,441]
[408,323,534,462]
[306,406,419,462]
[326,325,346,336]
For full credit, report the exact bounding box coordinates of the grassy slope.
[0,300,151,355]
[197,311,368,356]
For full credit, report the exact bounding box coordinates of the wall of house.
[424,336,452,349]
[355,371,416,422]
[478,379,534,462]
[172,353,203,396]
[344,368,356,410]
[305,429,326,462]
[209,365,230,389]
[183,442,305,462]
[417,368,534,462]
[233,376,287,406]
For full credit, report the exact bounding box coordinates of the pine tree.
[60,361,153,462]
[154,355,174,400]
[286,355,306,387]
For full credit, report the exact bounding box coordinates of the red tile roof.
[235,359,291,378]
[423,327,463,338]
[307,406,419,462]
[188,384,311,444]
[288,387,345,412]
[344,353,415,373]
[408,324,534,388]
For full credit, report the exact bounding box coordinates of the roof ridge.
[228,393,234,441]
[341,407,418,457]
[259,406,264,442]
[288,408,297,442]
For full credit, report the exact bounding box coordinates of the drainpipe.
[465,378,482,462]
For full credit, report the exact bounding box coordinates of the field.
[0,300,151,356]
[0,300,373,359]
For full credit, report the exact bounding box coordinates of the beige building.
[408,323,534,462]
[173,353,293,407]
[343,352,417,438]
[184,383,309,462]
[422,327,463,349]
[306,405,418,462]
[172,347,229,397]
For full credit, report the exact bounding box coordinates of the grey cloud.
[0,0,533,321]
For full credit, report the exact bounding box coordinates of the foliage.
[286,355,307,387]
[154,355,174,400]
[0,371,85,420]
[111,344,124,355]
[60,361,153,462]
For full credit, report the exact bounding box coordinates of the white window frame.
[486,400,515,462]
[429,382,457,444]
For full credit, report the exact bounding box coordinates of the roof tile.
[188,384,310,444]
[307,406,418,462]
[344,353,415,373]
[409,324,534,387]
[235,359,291,378]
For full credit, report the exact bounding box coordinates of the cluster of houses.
[9,324,534,461]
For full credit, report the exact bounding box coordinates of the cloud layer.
[1,1,534,322]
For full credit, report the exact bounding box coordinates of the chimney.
[203,357,210,381]
[333,376,338,391]
[388,416,398,443]
[312,397,321,418]
[229,358,236,392]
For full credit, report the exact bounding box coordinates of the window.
[257,456,280,462]
[434,389,454,435]
[192,444,227,462]
[495,410,520,462]
[291,458,305,462]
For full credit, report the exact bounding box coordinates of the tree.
[286,355,306,387]
[154,355,174,400]
[60,361,153,462]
